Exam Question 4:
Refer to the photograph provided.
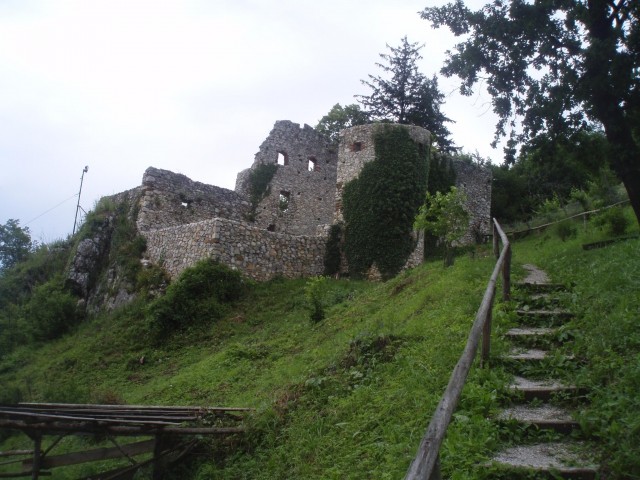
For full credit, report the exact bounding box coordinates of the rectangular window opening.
[279,190,291,212]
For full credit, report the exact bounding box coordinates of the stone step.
[510,376,578,402]
[517,293,563,309]
[516,309,574,326]
[514,282,567,293]
[505,327,560,348]
[505,348,549,361]
[497,404,579,433]
[489,442,597,479]
[506,327,557,338]
[516,309,574,319]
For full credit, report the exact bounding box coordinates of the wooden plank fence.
[404,218,511,480]
[0,403,251,479]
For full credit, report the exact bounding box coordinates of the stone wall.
[137,167,250,232]
[235,120,338,235]
[453,159,493,244]
[142,217,326,281]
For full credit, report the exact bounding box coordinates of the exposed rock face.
[66,218,114,298]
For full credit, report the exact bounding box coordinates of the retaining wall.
[143,217,326,281]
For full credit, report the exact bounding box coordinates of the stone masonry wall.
[453,159,493,244]
[142,217,326,281]
[235,121,338,236]
[137,167,250,232]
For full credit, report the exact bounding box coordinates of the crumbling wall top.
[137,167,250,232]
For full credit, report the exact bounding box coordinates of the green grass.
[0,250,494,478]
[1,207,639,478]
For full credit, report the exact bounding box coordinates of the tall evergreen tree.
[356,37,455,151]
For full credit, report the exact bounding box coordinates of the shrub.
[147,259,247,340]
[554,221,578,241]
[26,277,81,341]
[304,276,328,323]
[595,207,629,237]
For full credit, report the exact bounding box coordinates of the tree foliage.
[315,103,369,143]
[491,130,615,223]
[356,37,455,151]
[421,0,640,225]
[0,219,34,273]
[414,186,469,266]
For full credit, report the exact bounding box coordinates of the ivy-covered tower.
[333,123,431,279]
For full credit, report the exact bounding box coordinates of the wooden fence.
[404,219,511,480]
[0,403,251,479]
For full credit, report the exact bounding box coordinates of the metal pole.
[72,166,89,235]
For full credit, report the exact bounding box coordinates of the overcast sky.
[0,0,500,243]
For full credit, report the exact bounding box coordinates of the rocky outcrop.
[66,217,115,298]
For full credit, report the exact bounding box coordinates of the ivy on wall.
[428,151,457,195]
[246,163,278,221]
[342,125,429,279]
[323,223,342,276]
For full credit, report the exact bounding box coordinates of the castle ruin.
[120,121,491,281]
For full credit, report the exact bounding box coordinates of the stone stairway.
[486,265,598,479]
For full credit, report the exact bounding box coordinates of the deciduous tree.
[315,103,369,143]
[421,0,640,225]
[0,219,34,272]
[414,186,469,266]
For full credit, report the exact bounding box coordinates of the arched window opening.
[308,156,318,172]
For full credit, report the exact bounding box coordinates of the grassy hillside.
[1,206,639,479]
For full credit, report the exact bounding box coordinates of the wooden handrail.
[404,219,511,480]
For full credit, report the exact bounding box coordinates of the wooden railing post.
[502,245,511,301]
[31,433,42,480]
[430,455,442,480]
[493,223,499,259]
[481,293,494,367]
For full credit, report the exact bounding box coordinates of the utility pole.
[72,166,89,235]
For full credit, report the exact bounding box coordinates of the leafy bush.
[535,193,562,220]
[595,207,629,237]
[26,277,81,341]
[147,259,247,340]
[554,220,578,241]
[304,276,328,323]
[414,186,469,267]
